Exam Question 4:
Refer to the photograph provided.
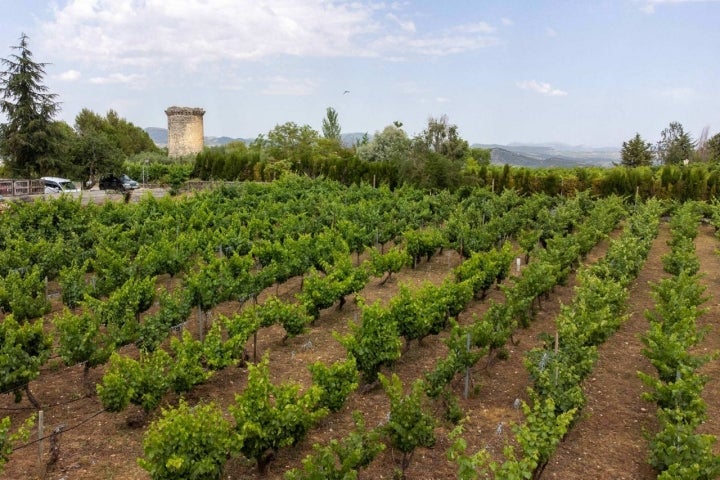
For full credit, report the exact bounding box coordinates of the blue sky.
[1,0,718,148]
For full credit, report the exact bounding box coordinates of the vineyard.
[1,174,720,479]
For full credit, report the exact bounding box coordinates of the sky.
[1,0,719,148]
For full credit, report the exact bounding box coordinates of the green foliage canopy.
[321,106,342,143]
[704,132,720,163]
[0,33,61,177]
[621,133,654,167]
[72,108,161,182]
[656,121,694,165]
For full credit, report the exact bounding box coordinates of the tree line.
[2,33,720,194]
[621,122,720,167]
[0,35,161,183]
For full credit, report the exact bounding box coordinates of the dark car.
[120,174,139,189]
[100,174,138,191]
[99,175,126,191]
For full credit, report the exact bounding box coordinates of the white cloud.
[216,74,254,91]
[397,81,430,95]
[501,17,514,26]
[516,80,568,96]
[260,76,316,96]
[657,86,696,101]
[366,19,498,57]
[57,69,81,81]
[389,1,411,10]
[452,22,496,34]
[636,0,720,14]
[39,0,501,68]
[386,13,416,33]
[41,0,376,67]
[546,27,558,37]
[89,73,145,85]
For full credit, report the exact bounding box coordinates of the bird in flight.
[343,90,350,95]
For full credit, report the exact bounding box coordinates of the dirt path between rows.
[691,223,720,453]
[541,222,672,479]
[545,219,720,479]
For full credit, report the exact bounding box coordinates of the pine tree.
[620,133,654,167]
[0,33,60,177]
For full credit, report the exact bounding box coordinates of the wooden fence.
[0,179,45,197]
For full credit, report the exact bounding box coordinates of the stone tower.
[165,106,205,157]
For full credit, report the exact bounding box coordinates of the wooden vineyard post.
[554,330,560,385]
[37,410,44,473]
[253,297,259,362]
[197,307,204,342]
[464,333,471,399]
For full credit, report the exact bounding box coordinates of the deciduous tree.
[321,106,342,143]
[74,108,159,156]
[265,122,319,164]
[656,121,694,165]
[416,114,469,161]
[356,124,411,164]
[704,132,720,163]
[404,116,469,190]
[72,129,124,184]
[71,108,160,183]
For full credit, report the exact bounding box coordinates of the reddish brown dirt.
[542,223,671,480]
[4,220,720,480]
[546,222,720,479]
[691,224,720,452]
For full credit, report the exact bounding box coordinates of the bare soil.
[4,220,720,480]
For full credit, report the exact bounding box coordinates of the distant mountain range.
[146,127,619,167]
[145,127,365,148]
[145,127,254,147]
[475,143,619,168]
[145,127,167,145]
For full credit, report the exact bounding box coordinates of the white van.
[41,177,81,194]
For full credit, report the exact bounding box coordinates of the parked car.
[100,174,138,191]
[41,177,80,194]
[120,174,139,189]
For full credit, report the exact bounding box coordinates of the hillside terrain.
[145,127,619,167]
[2,184,718,480]
[477,143,619,167]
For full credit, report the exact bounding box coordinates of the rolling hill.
[145,127,619,167]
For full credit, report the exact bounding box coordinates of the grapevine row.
[1,179,443,407]
[132,193,593,477]
[8,183,567,410]
[422,195,626,405]
[289,194,623,478]
[0,184,609,476]
[467,199,662,478]
[639,202,720,478]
